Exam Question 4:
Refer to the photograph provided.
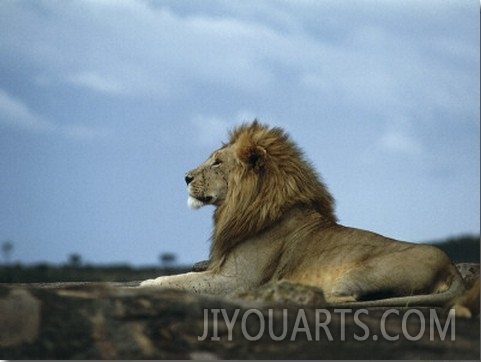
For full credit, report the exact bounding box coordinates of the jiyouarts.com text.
[197,308,455,342]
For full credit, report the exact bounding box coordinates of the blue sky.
[0,0,479,266]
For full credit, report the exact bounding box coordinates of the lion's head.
[185,143,237,210]
[186,120,337,269]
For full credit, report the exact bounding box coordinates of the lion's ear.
[239,145,267,171]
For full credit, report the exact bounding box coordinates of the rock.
[0,289,40,347]
[455,262,480,289]
[192,260,210,272]
[0,264,479,359]
[232,280,327,306]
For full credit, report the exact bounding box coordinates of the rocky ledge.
[0,263,479,360]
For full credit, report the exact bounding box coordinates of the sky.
[0,0,479,267]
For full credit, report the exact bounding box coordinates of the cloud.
[0,89,54,132]
[190,116,233,147]
[0,88,110,141]
[60,124,112,142]
[190,111,261,147]
[379,131,424,156]
[0,1,280,98]
[67,71,125,95]
[1,0,477,121]
[0,1,477,154]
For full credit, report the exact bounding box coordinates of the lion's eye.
[212,159,222,167]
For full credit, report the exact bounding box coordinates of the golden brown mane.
[210,121,337,269]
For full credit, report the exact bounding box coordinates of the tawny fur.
[141,121,477,316]
[448,278,480,318]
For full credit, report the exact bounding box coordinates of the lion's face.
[185,145,237,209]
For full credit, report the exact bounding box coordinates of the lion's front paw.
[139,276,168,287]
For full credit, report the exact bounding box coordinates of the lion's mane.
[210,121,337,269]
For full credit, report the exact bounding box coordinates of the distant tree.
[2,240,13,265]
[68,253,82,268]
[159,252,177,267]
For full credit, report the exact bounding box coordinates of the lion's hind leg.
[329,245,458,304]
[329,265,412,303]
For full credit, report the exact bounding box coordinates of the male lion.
[141,121,468,309]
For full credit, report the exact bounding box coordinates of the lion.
[141,121,475,313]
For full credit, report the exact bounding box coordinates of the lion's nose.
[185,174,194,185]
